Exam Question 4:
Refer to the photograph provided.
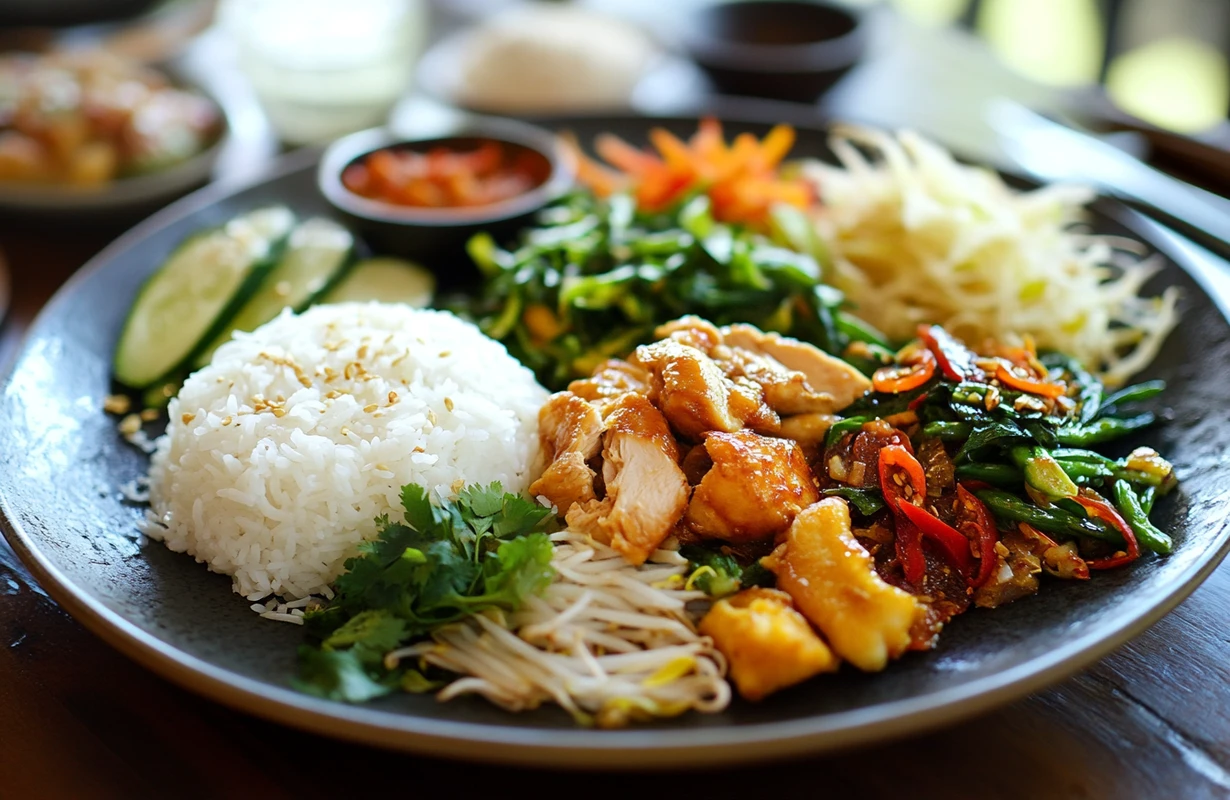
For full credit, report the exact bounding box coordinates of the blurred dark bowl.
[0,0,162,27]
[318,118,575,286]
[682,0,867,103]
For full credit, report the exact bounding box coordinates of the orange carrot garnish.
[565,118,817,229]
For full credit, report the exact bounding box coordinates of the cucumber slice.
[321,257,435,307]
[193,217,355,367]
[113,205,295,388]
[115,205,297,386]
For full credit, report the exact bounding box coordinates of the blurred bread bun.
[453,4,658,112]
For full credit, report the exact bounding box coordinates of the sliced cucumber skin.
[294,220,365,309]
[112,206,295,388]
[321,258,436,308]
[193,218,356,368]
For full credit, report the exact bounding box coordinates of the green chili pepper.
[1054,457,1114,482]
[1049,355,1101,424]
[1139,485,1157,514]
[835,313,890,348]
[1101,380,1166,411]
[954,462,1023,486]
[1112,480,1173,555]
[950,381,991,406]
[1010,446,1079,499]
[1050,448,1116,466]
[825,416,868,449]
[1055,413,1155,446]
[922,421,973,440]
[1051,448,1164,487]
[974,489,1122,543]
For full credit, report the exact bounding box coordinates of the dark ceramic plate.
[3,115,1230,769]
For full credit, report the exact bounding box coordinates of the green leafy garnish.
[295,646,393,703]
[680,544,775,599]
[821,486,886,516]
[293,482,559,702]
[452,190,883,390]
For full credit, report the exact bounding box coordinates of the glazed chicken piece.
[567,358,651,413]
[684,430,819,542]
[698,587,838,701]
[528,392,604,512]
[632,338,777,440]
[656,316,842,417]
[565,393,690,565]
[722,324,872,411]
[767,498,925,672]
[653,316,724,353]
[713,343,839,416]
[778,412,838,446]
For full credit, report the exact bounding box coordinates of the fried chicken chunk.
[767,498,925,672]
[528,392,604,511]
[713,342,838,416]
[632,338,777,440]
[778,412,838,446]
[699,588,838,701]
[565,393,690,565]
[721,324,871,411]
[653,316,724,353]
[684,430,819,542]
[567,358,651,413]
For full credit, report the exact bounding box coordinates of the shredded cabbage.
[803,126,1179,385]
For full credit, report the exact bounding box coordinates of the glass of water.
[219,0,428,146]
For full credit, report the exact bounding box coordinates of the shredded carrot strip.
[595,134,661,175]
[566,118,817,228]
[648,129,696,173]
[759,125,795,169]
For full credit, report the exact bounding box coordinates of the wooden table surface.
[4,9,1230,800]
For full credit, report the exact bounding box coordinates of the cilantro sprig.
[294,482,559,702]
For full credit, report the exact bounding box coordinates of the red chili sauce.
[341,137,551,209]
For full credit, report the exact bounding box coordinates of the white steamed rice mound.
[141,302,548,600]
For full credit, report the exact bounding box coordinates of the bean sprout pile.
[387,530,730,727]
[805,126,1180,385]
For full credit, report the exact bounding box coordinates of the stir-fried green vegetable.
[859,331,1177,559]
[453,190,885,389]
[295,482,558,702]
[683,326,1177,595]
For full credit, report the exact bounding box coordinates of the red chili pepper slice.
[851,422,913,488]
[897,501,974,577]
[893,518,925,586]
[879,445,928,584]
[1075,491,1141,570]
[956,482,998,587]
[879,445,926,496]
[872,349,936,394]
[995,361,1066,399]
[918,324,986,382]
[907,391,930,411]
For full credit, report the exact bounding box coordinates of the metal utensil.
[987,99,1230,260]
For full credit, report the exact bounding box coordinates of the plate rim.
[3,114,1230,768]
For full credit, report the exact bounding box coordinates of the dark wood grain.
[1,216,1229,800]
